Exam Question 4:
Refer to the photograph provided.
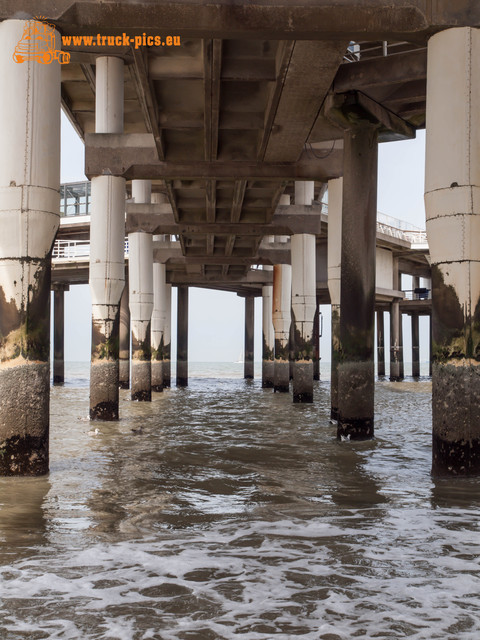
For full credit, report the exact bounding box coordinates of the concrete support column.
[262,265,274,388]
[89,56,125,420]
[151,259,167,392]
[337,127,377,440]
[389,301,402,381]
[53,285,68,385]
[410,275,420,378]
[291,233,316,402]
[327,177,343,420]
[177,286,188,387]
[0,20,60,474]
[389,259,403,382]
[376,311,385,377]
[294,181,314,206]
[398,312,405,379]
[289,314,295,381]
[129,180,153,401]
[425,27,480,474]
[163,284,172,387]
[119,274,130,389]
[291,179,316,402]
[313,300,320,381]
[244,297,254,379]
[272,264,292,392]
[428,314,433,378]
[411,312,420,377]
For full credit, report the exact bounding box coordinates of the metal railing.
[60,181,91,217]
[403,288,431,301]
[319,201,428,247]
[53,238,129,259]
[344,41,426,63]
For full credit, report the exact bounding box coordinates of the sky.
[59,113,430,366]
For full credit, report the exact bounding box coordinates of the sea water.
[0,362,479,639]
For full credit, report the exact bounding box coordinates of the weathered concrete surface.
[432,364,480,475]
[273,358,290,393]
[313,303,320,381]
[90,359,119,420]
[53,286,66,385]
[411,311,420,377]
[337,127,377,440]
[376,310,385,377]
[0,363,50,475]
[292,361,313,403]
[261,269,274,388]
[163,284,172,387]
[129,225,154,402]
[331,305,341,420]
[291,225,316,403]
[151,360,164,392]
[272,264,292,393]
[425,28,480,475]
[0,20,60,474]
[89,175,125,420]
[2,1,478,41]
[151,235,168,392]
[244,297,254,379]
[337,362,375,440]
[262,360,274,389]
[131,359,151,402]
[119,278,130,389]
[89,57,126,420]
[389,300,403,381]
[327,177,343,420]
[177,286,188,387]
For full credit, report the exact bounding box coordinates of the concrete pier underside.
[4,1,479,473]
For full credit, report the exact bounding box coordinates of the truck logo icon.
[13,19,70,65]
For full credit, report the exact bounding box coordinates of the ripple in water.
[1,363,480,639]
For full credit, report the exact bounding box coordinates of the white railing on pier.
[53,238,130,260]
[318,202,428,247]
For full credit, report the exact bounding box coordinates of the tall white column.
[128,180,153,401]
[291,181,316,403]
[89,56,126,420]
[151,193,170,391]
[0,19,60,474]
[425,27,480,475]
[272,264,292,392]
[389,258,403,381]
[294,181,314,207]
[327,177,342,420]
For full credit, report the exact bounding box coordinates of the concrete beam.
[85,133,343,180]
[10,1,477,40]
[260,40,348,163]
[325,91,416,142]
[126,203,324,236]
[333,48,427,93]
